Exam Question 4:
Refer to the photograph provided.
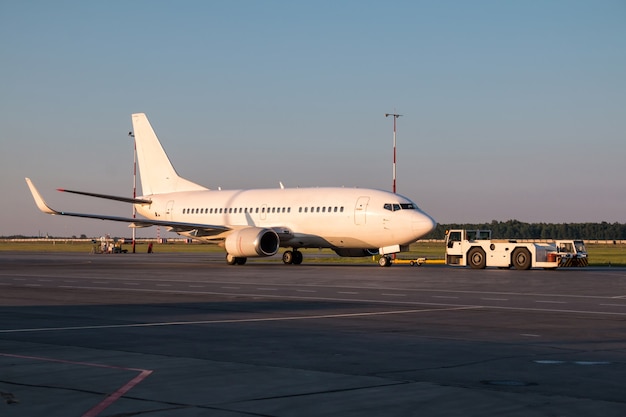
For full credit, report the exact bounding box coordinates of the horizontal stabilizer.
[57,188,152,204]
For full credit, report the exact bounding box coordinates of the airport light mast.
[129,131,136,253]
[385,113,402,193]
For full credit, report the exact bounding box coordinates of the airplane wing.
[25,178,230,237]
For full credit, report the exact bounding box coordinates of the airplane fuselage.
[136,187,435,251]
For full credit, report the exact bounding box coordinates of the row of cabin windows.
[182,206,346,215]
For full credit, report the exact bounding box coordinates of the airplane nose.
[412,211,437,237]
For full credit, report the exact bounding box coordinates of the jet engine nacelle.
[333,248,379,257]
[224,227,280,257]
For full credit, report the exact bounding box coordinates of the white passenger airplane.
[26,113,436,266]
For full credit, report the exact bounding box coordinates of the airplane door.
[165,200,174,221]
[354,196,369,225]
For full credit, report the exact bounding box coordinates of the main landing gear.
[282,250,303,265]
[226,254,247,265]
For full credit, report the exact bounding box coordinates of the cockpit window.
[383,202,419,211]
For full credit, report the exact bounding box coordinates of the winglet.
[25,178,60,215]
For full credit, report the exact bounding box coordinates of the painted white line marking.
[156,284,171,287]
[575,361,610,365]
[600,303,626,307]
[124,282,139,286]
[521,334,540,337]
[221,286,240,290]
[188,285,205,288]
[481,298,508,301]
[296,289,316,293]
[432,296,458,299]
[0,306,480,334]
[338,291,358,295]
[21,285,626,317]
[536,300,566,304]
[382,293,406,297]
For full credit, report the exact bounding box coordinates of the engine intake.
[225,227,280,257]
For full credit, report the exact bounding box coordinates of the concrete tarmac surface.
[1,251,625,417]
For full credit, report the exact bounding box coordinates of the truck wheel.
[467,247,486,269]
[512,248,532,270]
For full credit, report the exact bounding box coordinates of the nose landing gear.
[378,255,392,267]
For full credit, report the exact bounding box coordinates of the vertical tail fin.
[131,113,207,195]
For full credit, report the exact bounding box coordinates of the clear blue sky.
[1,1,624,238]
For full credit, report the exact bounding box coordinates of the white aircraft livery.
[26,113,436,266]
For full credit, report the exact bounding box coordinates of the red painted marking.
[82,369,153,417]
[0,353,153,417]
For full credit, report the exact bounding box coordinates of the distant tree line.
[424,220,626,240]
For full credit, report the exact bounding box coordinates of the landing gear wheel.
[512,248,532,270]
[226,254,247,265]
[293,250,303,265]
[467,247,486,269]
[282,251,294,264]
[378,256,391,267]
[283,250,303,265]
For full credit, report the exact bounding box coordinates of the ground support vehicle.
[445,229,588,270]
